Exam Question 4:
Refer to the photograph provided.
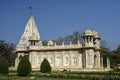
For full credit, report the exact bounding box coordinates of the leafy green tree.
[111,45,120,69]
[56,37,64,45]
[42,40,48,46]
[0,40,16,66]
[0,56,9,74]
[40,58,51,73]
[17,56,31,76]
[56,31,82,45]
[116,45,120,53]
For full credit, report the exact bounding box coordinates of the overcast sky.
[0,0,120,50]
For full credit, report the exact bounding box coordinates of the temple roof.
[23,15,40,40]
[16,15,41,51]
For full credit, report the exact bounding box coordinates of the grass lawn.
[0,75,80,80]
[1,70,120,80]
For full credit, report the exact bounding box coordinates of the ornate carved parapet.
[29,44,82,51]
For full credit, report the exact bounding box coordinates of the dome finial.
[29,6,33,16]
[84,28,93,35]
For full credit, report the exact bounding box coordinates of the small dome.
[29,33,39,40]
[93,30,99,38]
[84,29,93,35]
[48,40,54,46]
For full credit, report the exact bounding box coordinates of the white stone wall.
[94,51,101,68]
[85,49,94,68]
[28,50,83,70]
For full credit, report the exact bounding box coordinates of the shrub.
[17,56,31,76]
[0,56,9,74]
[40,58,51,73]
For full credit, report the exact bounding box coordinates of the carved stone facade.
[15,14,110,71]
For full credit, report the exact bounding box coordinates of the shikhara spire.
[16,13,41,51]
[23,15,40,40]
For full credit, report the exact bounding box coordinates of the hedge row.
[34,72,120,80]
[64,71,120,75]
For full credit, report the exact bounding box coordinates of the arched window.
[65,57,68,64]
[56,56,62,67]
[73,57,77,66]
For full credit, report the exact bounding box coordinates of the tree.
[116,45,120,53]
[101,44,120,69]
[0,40,16,66]
[56,37,64,45]
[72,31,81,44]
[17,56,31,76]
[100,40,108,49]
[56,31,82,45]
[42,40,48,46]
[111,45,120,69]
[0,56,9,74]
[100,40,113,68]
[40,58,51,73]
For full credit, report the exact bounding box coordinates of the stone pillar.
[70,41,72,45]
[54,52,56,68]
[62,42,64,47]
[85,37,86,46]
[84,37,86,43]
[77,40,80,45]
[91,38,93,46]
[29,52,31,64]
[89,37,91,46]
[69,51,72,69]
[85,52,89,68]
[54,42,56,46]
[53,52,56,68]
[83,51,86,68]
[61,52,63,69]
[97,53,101,68]
[101,57,103,68]
[29,52,34,68]
[91,53,94,68]
[88,37,90,42]
[78,53,82,68]
[107,57,110,68]
[15,58,18,68]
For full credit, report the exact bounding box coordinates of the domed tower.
[93,30,100,49]
[82,29,95,68]
[93,30,101,68]
[83,29,94,47]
